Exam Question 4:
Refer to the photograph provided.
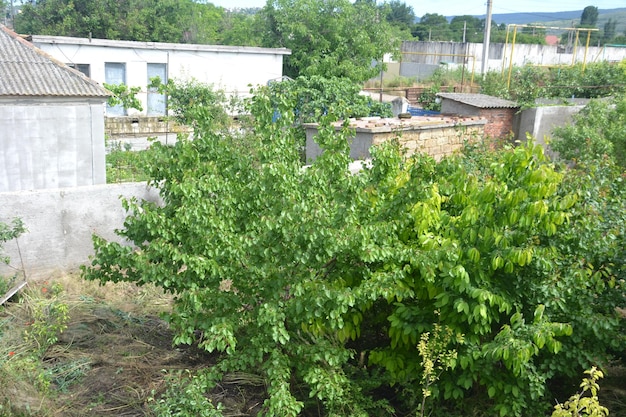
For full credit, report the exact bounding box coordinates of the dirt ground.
[1,274,625,416]
[0,275,267,417]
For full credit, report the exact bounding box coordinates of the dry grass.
[0,272,268,417]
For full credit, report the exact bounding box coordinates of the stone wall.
[305,116,487,163]
[372,123,485,161]
[105,116,190,138]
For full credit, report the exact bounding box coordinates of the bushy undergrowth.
[82,81,625,416]
[480,61,626,106]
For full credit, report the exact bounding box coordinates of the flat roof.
[31,35,292,56]
[304,115,487,133]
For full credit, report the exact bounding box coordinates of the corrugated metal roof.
[0,25,109,98]
[437,93,519,109]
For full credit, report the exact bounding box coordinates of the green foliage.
[551,367,609,417]
[267,76,393,124]
[149,77,236,131]
[82,79,624,416]
[479,62,626,106]
[552,94,626,169]
[23,287,69,352]
[415,323,461,417]
[0,218,26,265]
[264,75,392,159]
[259,0,398,82]
[149,370,224,417]
[14,0,226,44]
[103,83,143,112]
[106,143,152,183]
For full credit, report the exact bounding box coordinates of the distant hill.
[484,8,626,36]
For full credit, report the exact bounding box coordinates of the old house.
[0,25,110,192]
[30,35,291,117]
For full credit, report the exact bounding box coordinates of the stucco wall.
[401,41,626,75]
[0,99,107,192]
[32,37,289,116]
[516,104,586,158]
[0,183,161,279]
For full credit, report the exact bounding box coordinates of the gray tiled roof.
[0,26,109,98]
[437,93,519,109]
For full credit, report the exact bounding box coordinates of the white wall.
[401,41,626,75]
[0,182,161,279]
[0,98,107,192]
[32,37,290,116]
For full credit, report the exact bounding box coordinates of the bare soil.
[2,275,624,416]
[0,276,267,417]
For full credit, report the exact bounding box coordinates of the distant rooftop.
[0,25,109,98]
[31,34,291,56]
[437,93,519,109]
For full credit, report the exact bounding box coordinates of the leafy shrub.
[149,77,237,131]
[552,94,626,169]
[551,367,609,417]
[103,83,143,112]
[106,142,152,183]
[149,371,223,417]
[83,80,624,417]
[0,218,26,266]
[479,62,626,106]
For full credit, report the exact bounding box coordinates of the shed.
[0,25,110,192]
[437,93,519,139]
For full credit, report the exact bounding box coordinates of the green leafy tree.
[602,18,617,44]
[82,79,625,416]
[552,367,609,417]
[552,95,626,169]
[0,218,25,266]
[449,15,483,42]
[258,0,397,82]
[577,6,600,46]
[14,0,225,43]
[383,0,415,32]
[580,6,599,27]
[218,10,263,46]
[412,13,452,41]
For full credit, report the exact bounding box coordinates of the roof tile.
[0,25,109,98]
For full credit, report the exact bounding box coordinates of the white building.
[30,35,291,116]
[0,25,110,192]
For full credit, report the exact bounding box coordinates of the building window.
[105,62,126,116]
[147,63,167,116]
[67,63,91,77]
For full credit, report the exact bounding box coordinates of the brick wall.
[479,108,517,139]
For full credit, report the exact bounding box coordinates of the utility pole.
[481,0,493,76]
[463,21,467,43]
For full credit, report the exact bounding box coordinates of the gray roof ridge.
[0,24,110,98]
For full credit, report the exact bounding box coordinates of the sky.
[209,0,625,17]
